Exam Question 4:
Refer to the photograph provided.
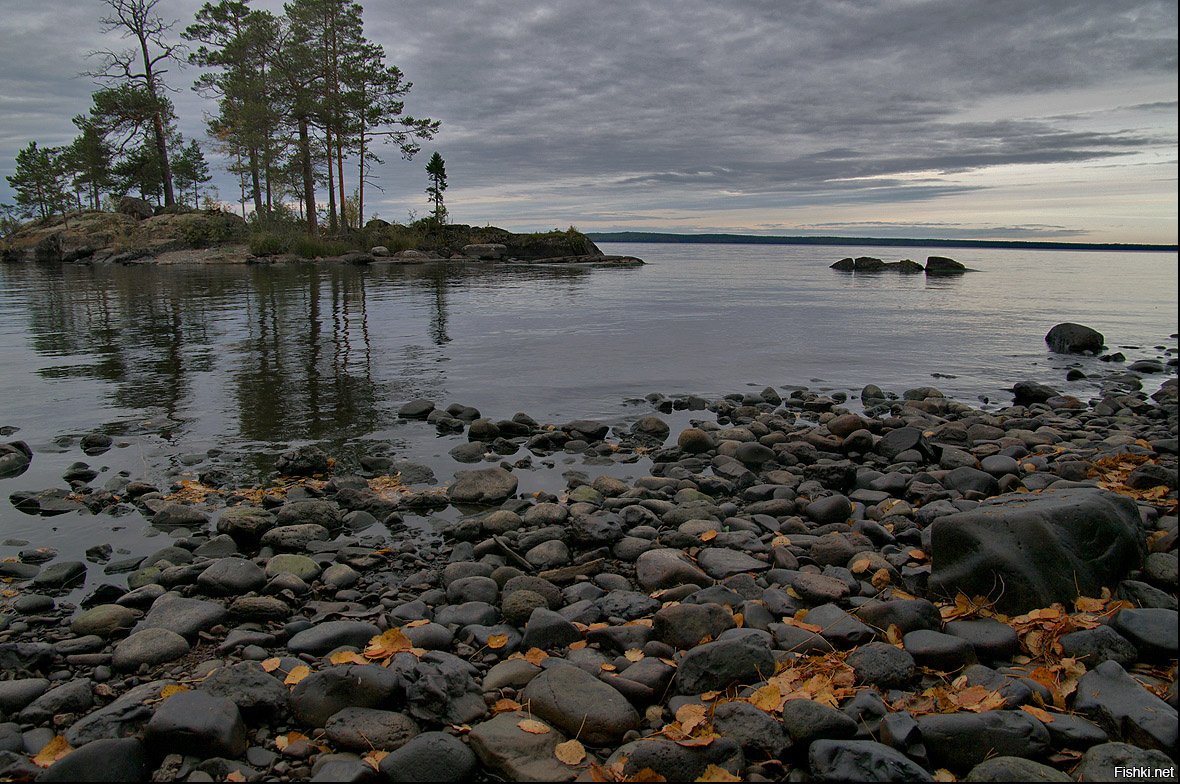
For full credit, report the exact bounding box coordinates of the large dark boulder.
[1045,323,1105,354]
[0,442,32,478]
[925,256,968,274]
[930,487,1143,613]
[117,196,154,220]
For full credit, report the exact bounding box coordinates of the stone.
[290,665,402,727]
[782,698,858,745]
[216,506,276,544]
[1074,742,1176,782]
[1110,607,1178,660]
[635,549,712,591]
[1059,624,1139,667]
[275,444,330,476]
[196,557,266,596]
[467,713,576,782]
[261,523,330,550]
[806,494,853,525]
[675,632,776,694]
[264,553,322,582]
[677,428,715,454]
[696,548,768,579]
[448,468,518,504]
[601,738,744,782]
[903,629,976,671]
[112,628,190,671]
[64,681,171,747]
[520,665,640,745]
[0,442,31,478]
[199,661,289,718]
[653,603,736,649]
[31,560,86,590]
[393,651,486,725]
[324,707,419,751]
[1045,323,1105,354]
[70,604,140,637]
[1073,660,1177,754]
[847,642,916,688]
[520,607,582,650]
[19,679,93,723]
[288,621,379,656]
[711,700,789,756]
[0,679,49,714]
[38,737,149,782]
[964,756,1072,781]
[378,731,477,782]
[144,690,247,758]
[398,399,435,418]
[917,710,1050,770]
[943,618,1020,660]
[138,594,227,638]
[925,256,967,274]
[806,604,876,648]
[151,502,208,528]
[461,243,507,260]
[929,487,1142,613]
[809,739,932,782]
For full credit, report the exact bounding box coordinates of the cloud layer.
[1,0,1176,242]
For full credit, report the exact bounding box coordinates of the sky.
[0,0,1176,243]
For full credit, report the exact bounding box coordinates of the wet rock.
[324,707,419,751]
[675,632,776,694]
[398,399,435,418]
[809,739,933,782]
[467,712,576,782]
[288,621,380,656]
[37,737,148,783]
[807,604,877,648]
[930,487,1143,613]
[0,442,31,478]
[395,651,486,725]
[521,663,639,745]
[138,594,227,638]
[696,548,768,579]
[448,467,518,504]
[653,603,736,649]
[196,557,266,595]
[70,604,140,638]
[264,554,322,581]
[275,444,331,476]
[64,681,171,747]
[378,731,477,782]
[782,698,858,745]
[917,710,1050,770]
[19,679,92,723]
[216,506,276,544]
[1073,660,1177,754]
[1074,742,1176,782]
[903,629,977,671]
[602,737,744,781]
[847,642,916,688]
[199,661,289,719]
[0,679,49,715]
[520,607,582,649]
[144,690,247,758]
[943,618,1020,660]
[964,756,1072,781]
[1060,624,1139,667]
[290,665,402,727]
[31,560,86,590]
[636,549,712,591]
[151,502,208,528]
[1045,323,1105,354]
[112,628,190,671]
[1110,608,1178,660]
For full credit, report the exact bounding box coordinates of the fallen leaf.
[601,663,618,672]
[1021,705,1055,723]
[275,731,309,751]
[226,772,246,783]
[404,619,431,628]
[675,703,709,734]
[700,530,718,542]
[523,647,549,665]
[555,738,587,766]
[517,719,551,734]
[364,628,414,659]
[284,665,311,686]
[261,657,282,672]
[492,698,522,714]
[1074,596,1105,613]
[933,769,957,782]
[695,764,741,782]
[850,558,872,574]
[328,650,368,665]
[363,751,389,770]
[871,568,892,590]
[886,624,904,646]
[908,549,927,560]
[624,649,645,662]
[487,634,510,650]
[569,640,588,650]
[747,682,784,713]
[32,736,72,768]
[159,684,191,700]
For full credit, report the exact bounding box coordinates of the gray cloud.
[0,0,1175,241]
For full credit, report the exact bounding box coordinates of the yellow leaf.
[569,640,588,650]
[748,682,784,713]
[331,651,368,665]
[261,657,282,672]
[159,684,191,700]
[555,738,587,766]
[275,731,308,751]
[1074,596,1105,613]
[771,535,792,547]
[284,665,311,686]
[492,698,522,714]
[226,772,246,782]
[732,612,744,628]
[886,624,904,646]
[523,647,549,665]
[32,736,72,768]
[487,634,509,650]
[700,530,718,542]
[675,703,709,735]
[624,648,645,662]
[933,769,957,782]
[695,764,742,782]
[1021,705,1055,723]
[699,691,720,701]
[364,628,414,659]
[631,769,669,782]
[850,558,871,574]
[601,663,617,672]
[908,549,927,560]
[404,619,431,628]
[871,568,892,590]
[517,719,551,734]
[363,751,389,770]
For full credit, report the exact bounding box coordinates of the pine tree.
[6,142,71,220]
[172,139,213,206]
[65,118,113,210]
[425,151,448,224]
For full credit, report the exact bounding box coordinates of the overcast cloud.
[0,0,1175,242]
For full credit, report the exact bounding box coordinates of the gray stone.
[31,560,86,590]
[636,549,712,591]
[19,679,92,723]
[37,737,149,782]
[1075,742,1176,782]
[64,681,171,747]
[448,467,518,504]
[260,523,330,550]
[847,642,916,688]
[930,487,1142,613]
[216,506,276,544]
[70,604,140,638]
[1110,607,1178,660]
[1060,624,1139,667]
[0,679,49,715]
[144,690,246,758]
[807,604,877,648]
[196,557,266,596]
[520,664,640,745]
[378,731,477,782]
[601,737,745,782]
[264,553,322,581]
[809,739,933,782]
[917,711,1050,770]
[653,603,736,649]
[712,700,789,756]
[1045,323,1105,354]
[782,698,858,745]
[137,594,227,639]
[696,548,768,579]
[903,629,976,671]
[520,607,582,650]
[1073,660,1177,754]
[324,707,419,751]
[287,621,379,656]
[290,665,402,727]
[675,632,776,694]
[964,756,1071,781]
[199,661,289,718]
[467,712,575,782]
[112,628,190,671]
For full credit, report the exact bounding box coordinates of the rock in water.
[1045,322,1105,354]
[925,256,968,274]
[930,487,1142,613]
[447,467,518,504]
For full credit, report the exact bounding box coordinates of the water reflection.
[0,260,595,452]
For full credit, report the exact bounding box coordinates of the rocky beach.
[0,328,1176,782]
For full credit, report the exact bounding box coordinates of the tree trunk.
[151,110,176,208]
[298,117,317,234]
[325,129,338,233]
[248,146,263,217]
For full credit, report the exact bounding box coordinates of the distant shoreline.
[587,231,1178,253]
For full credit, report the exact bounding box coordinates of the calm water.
[0,243,1176,574]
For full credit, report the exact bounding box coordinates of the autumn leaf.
[226,772,246,783]
[492,698,522,714]
[517,719,551,734]
[771,535,792,547]
[555,738,587,766]
[624,649,645,662]
[747,682,784,713]
[695,764,741,782]
[261,657,282,672]
[675,704,709,735]
[908,549,927,560]
[404,619,431,628]
[700,530,718,542]
[275,731,309,751]
[364,628,414,659]
[363,751,390,770]
[950,685,1005,713]
[569,640,588,650]
[1074,596,1106,613]
[159,684,191,699]
[886,624,904,646]
[850,558,871,574]
[933,769,957,782]
[487,634,510,650]
[284,665,311,686]
[32,736,72,768]
[1020,705,1055,723]
[871,568,892,590]
[329,650,368,665]
[523,647,549,665]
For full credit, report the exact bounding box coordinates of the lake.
[0,242,1175,567]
